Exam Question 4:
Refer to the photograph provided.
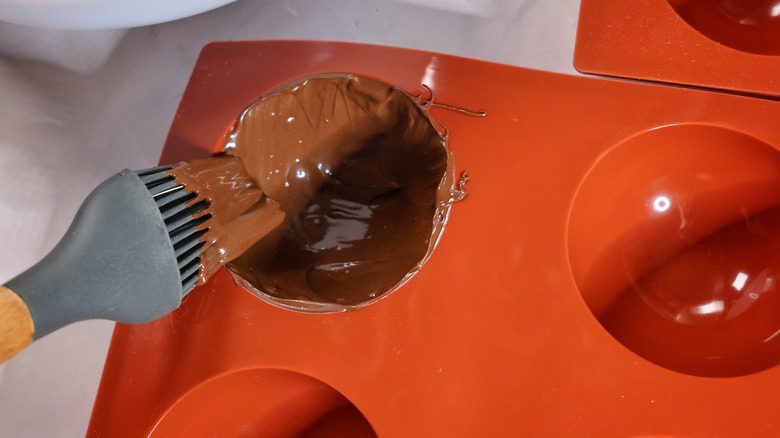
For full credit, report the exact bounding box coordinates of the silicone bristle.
[169,218,209,247]
[179,258,200,287]
[173,231,206,258]
[138,166,172,184]
[157,188,194,208]
[133,167,211,294]
[149,180,181,198]
[158,191,198,220]
[165,200,209,232]
[135,165,172,177]
[181,274,198,295]
[177,245,202,272]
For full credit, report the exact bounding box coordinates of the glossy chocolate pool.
[170,74,456,311]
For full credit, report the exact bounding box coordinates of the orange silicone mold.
[88,41,780,437]
[574,0,780,97]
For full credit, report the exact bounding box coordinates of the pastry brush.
[0,165,213,363]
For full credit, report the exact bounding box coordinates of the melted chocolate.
[167,155,285,285]
[170,74,458,311]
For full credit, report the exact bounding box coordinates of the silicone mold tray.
[574,0,780,97]
[88,41,780,437]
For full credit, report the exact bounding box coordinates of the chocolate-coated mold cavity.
[568,124,780,377]
[222,74,455,312]
[668,0,780,56]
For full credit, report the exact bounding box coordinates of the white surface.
[0,0,582,436]
[0,0,237,30]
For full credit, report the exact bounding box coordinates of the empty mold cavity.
[568,124,780,377]
[150,369,376,437]
[221,75,453,312]
[668,0,780,55]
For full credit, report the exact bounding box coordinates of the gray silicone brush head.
[6,167,209,339]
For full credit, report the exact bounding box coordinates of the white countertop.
[0,0,581,435]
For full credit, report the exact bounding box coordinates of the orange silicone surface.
[574,0,780,97]
[88,41,780,437]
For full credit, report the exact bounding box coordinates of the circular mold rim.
[221,74,456,313]
[667,0,780,56]
[149,367,377,437]
[566,123,780,377]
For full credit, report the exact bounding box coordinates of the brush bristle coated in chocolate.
[134,167,211,295]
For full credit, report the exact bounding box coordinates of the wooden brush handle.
[0,286,34,364]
